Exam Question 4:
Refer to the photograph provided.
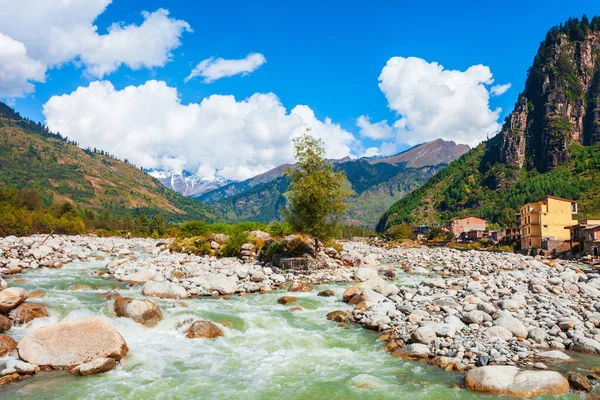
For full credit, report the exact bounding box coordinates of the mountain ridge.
[377,16,600,232]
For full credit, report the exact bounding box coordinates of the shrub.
[388,224,414,240]
[264,240,286,258]
[170,237,212,255]
[219,232,250,257]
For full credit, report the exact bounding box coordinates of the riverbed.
[0,250,585,399]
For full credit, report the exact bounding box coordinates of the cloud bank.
[0,0,190,97]
[358,56,510,152]
[43,80,356,181]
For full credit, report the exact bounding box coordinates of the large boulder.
[288,282,312,293]
[571,336,600,353]
[195,274,238,295]
[114,298,163,327]
[0,287,27,313]
[411,327,436,344]
[17,317,128,368]
[118,271,155,283]
[142,281,188,299]
[185,321,224,339]
[9,303,49,326]
[465,366,569,398]
[495,315,528,338]
[0,334,17,356]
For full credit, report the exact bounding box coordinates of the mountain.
[377,16,600,232]
[197,139,469,228]
[0,102,217,222]
[148,169,232,197]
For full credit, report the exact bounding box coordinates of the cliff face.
[377,16,600,231]
[497,30,600,173]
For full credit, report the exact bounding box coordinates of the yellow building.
[519,196,578,250]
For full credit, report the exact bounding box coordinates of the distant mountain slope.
[148,169,232,197]
[367,139,470,168]
[0,102,217,222]
[377,17,600,232]
[198,139,468,228]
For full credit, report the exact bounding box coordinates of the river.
[0,250,582,399]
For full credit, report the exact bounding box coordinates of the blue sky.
[2,0,600,180]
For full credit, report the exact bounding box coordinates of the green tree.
[134,214,149,235]
[388,224,414,240]
[150,214,166,237]
[284,131,347,259]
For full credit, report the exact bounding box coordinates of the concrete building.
[519,196,578,250]
[446,217,487,237]
[566,219,600,254]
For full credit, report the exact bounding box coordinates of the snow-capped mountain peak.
[148,169,233,197]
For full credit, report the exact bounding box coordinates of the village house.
[566,219,600,255]
[445,217,487,238]
[519,196,578,251]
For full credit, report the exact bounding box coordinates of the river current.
[0,250,582,399]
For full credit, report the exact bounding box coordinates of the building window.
[543,225,548,228]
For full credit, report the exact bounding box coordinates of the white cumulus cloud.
[491,83,512,96]
[356,115,394,140]
[185,53,266,83]
[0,0,190,97]
[361,56,505,148]
[43,80,356,181]
[0,34,46,97]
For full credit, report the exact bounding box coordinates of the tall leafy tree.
[284,131,347,259]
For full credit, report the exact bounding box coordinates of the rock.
[28,290,45,299]
[288,282,311,293]
[185,321,224,339]
[209,233,229,244]
[142,281,188,299]
[537,350,571,361]
[0,287,27,313]
[70,284,92,291]
[72,358,117,376]
[250,271,266,282]
[567,372,592,392]
[114,297,163,327]
[411,327,436,344]
[534,362,547,370]
[462,310,489,325]
[527,327,547,343]
[9,303,49,326]
[343,284,361,302]
[327,311,349,323]
[495,315,528,338]
[0,373,27,385]
[355,267,378,281]
[392,343,430,360]
[0,334,17,356]
[486,326,513,341]
[17,317,128,368]
[571,336,600,354]
[317,290,335,297]
[119,271,155,283]
[199,274,238,295]
[465,366,569,398]
[277,296,297,305]
[1,359,39,375]
[0,315,11,332]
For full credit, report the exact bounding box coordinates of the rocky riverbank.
[338,241,600,395]
[2,234,600,396]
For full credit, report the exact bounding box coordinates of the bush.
[170,237,212,255]
[219,232,250,257]
[388,224,414,240]
[427,227,454,241]
[264,240,286,258]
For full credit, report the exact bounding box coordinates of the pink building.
[446,217,487,236]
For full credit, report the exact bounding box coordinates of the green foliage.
[427,228,454,241]
[388,224,414,240]
[337,224,378,239]
[267,221,292,238]
[170,237,212,255]
[264,240,286,258]
[284,132,348,251]
[219,232,250,257]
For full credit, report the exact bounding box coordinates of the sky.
[1,0,599,181]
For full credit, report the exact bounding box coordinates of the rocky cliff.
[378,16,600,231]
